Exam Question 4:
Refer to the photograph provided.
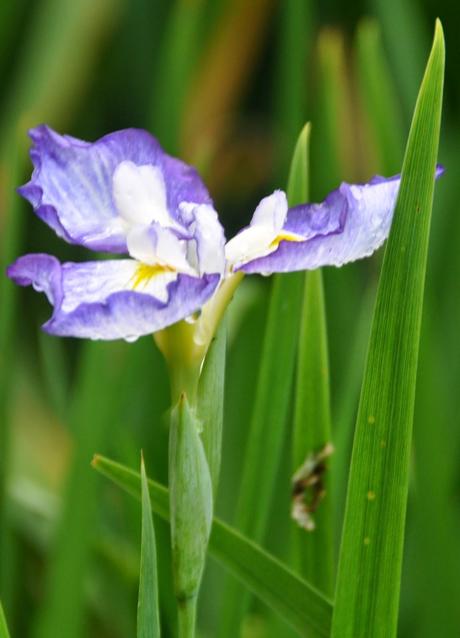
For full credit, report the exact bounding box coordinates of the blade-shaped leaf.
[331,20,445,638]
[292,268,334,596]
[198,318,227,499]
[0,602,11,638]
[92,455,333,638]
[137,456,161,638]
[219,122,308,637]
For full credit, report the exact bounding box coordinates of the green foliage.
[0,3,456,637]
[332,20,445,638]
[137,456,160,638]
[197,319,227,499]
[92,455,333,637]
[169,396,213,636]
[0,602,11,638]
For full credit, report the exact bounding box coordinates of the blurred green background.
[0,0,459,636]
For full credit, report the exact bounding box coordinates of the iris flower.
[7,125,442,343]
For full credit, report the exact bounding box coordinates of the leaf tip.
[433,18,445,57]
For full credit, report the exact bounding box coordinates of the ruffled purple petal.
[239,167,444,274]
[18,125,213,252]
[7,253,219,340]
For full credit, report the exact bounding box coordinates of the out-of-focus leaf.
[354,19,404,174]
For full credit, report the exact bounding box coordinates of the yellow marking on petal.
[269,231,304,249]
[131,263,175,290]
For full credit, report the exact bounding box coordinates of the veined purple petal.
[238,167,444,274]
[7,254,219,340]
[18,125,213,252]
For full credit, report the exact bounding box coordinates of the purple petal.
[7,253,219,340]
[18,125,213,252]
[239,167,444,274]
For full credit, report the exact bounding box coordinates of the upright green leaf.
[219,124,308,637]
[150,0,205,153]
[92,455,333,637]
[289,124,333,596]
[197,318,227,499]
[372,0,428,120]
[274,0,313,173]
[0,602,11,638]
[34,343,126,638]
[332,20,445,638]
[0,0,119,604]
[292,270,333,595]
[169,396,213,637]
[354,19,404,174]
[137,456,160,638]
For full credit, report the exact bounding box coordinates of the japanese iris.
[7,125,443,342]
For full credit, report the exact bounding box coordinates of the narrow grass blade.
[150,0,205,153]
[219,124,308,636]
[331,21,445,638]
[0,134,25,598]
[354,19,404,173]
[182,0,273,162]
[292,269,333,595]
[372,0,427,119]
[408,316,460,636]
[0,0,119,599]
[92,455,333,637]
[274,0,313,173]
[34,343,126,638]
[289,124,333,595]
[137,456,160,638]
[0,602,11,638]
[198,318,227,499]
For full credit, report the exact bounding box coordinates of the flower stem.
[177,598,197,638]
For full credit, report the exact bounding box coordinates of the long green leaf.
[219,123,308,636]
[137,457,160,638]
[372,0,427,120]
[34,343,126,638]
[331,20,445,638]
[274,0,313,173]
[92,455,333,637]
[198,318,227,499]
[292,268,333,595]
[0,0,119,604]
[0,602,11,638]
[290,124,333,596]
[354,19,404,174]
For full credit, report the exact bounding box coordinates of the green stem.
[177,598,197,638]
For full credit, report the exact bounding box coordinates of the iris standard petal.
[7,254,219,340]
[237,168,444,274]
[18,125,213,252]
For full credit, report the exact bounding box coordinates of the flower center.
[131,262,175,289]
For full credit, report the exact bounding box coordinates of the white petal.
[225,225,279,267]
[180,203,226,275]
[250,190,288,231]
[112,161,171,227]
[127,225,196,276]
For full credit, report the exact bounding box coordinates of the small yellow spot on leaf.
[367,490,376,501]
[364,537,371,546]
[380,440,387,448]
[367,415,376,424]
